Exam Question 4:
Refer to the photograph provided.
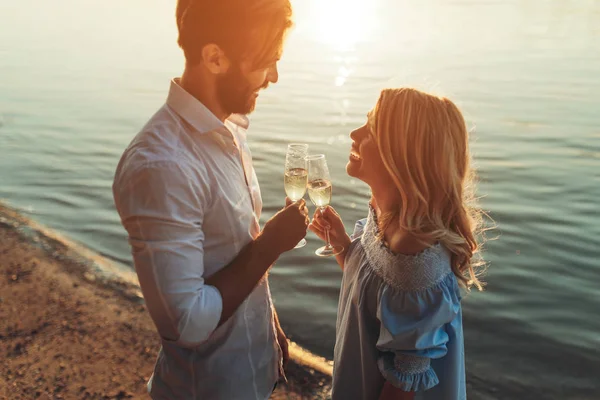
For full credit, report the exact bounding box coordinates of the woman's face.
[346,122,392,190]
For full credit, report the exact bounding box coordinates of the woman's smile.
[349,146,361,161]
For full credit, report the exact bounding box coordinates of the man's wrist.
[253,233,281,267]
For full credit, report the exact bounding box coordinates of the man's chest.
[193,147,262,267]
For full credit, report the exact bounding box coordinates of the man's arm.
[206,204,308,326]
[114,161,308,346]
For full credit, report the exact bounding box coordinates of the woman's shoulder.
[358,212,455,292]
[386,228,433,256]
[369,241,454,292]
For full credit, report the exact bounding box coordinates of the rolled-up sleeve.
[113,160,222,347]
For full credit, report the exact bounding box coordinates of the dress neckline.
[360,206,450,291]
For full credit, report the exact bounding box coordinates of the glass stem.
[325,227,332,249]
[321,207,332,249]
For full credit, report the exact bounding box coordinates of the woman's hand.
[379,381,415,400]
[308,206,351,251]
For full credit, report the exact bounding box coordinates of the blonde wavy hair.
[368,88,486,290]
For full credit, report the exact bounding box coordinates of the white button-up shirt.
[113,79,279,399]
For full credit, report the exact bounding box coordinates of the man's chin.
[228,96,257,115]
[248,98,258,113]
[239,98,258,115]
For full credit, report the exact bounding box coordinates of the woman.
[310,88,485,400]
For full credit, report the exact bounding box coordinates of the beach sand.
[0,205,332,400]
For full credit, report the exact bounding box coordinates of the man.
[112,0,306,398]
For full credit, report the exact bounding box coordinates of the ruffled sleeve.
[351,218,367,240]
[376,273,462,392]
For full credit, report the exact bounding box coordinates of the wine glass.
[306,154,343,257]
[284,143,309,249]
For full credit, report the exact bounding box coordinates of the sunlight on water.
[1,0,599,397]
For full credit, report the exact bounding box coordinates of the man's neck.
[180,68,230,122]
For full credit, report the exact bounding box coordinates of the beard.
[216,63,266,115]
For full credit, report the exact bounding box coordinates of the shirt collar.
[166,78,250,134]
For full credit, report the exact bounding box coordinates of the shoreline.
[5,202,597,399]
[0,203,332,399]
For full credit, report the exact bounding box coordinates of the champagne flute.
[306,154,343,257]
[284,143,309,249]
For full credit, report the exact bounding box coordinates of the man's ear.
[201,44,230,74]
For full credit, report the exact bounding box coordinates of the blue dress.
[331,207,466,400]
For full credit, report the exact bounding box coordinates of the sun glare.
[299,0,377,51]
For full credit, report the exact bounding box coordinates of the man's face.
[216,60,279,115]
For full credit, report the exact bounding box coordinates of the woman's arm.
[334,248,349,270]
[379,381,415,400]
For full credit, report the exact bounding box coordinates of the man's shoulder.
[115,107,197,178]
[112,142,211,204]
[122,106,201,163]
[135,104,185,153]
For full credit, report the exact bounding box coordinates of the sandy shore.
[0,204,331,400]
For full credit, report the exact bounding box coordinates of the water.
[1,0,599,397]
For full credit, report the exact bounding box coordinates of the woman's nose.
[350,126,367,141]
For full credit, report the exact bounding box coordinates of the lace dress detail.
[393,353,431,375]
[360,206,452,291]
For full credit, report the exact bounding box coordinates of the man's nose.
[268,64,279,84]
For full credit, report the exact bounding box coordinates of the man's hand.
[274,311,289,382]
[259,199,309,256]
[276,323,289,367]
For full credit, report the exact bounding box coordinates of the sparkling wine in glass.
[306,154,343,257]
[284,143,309,249]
